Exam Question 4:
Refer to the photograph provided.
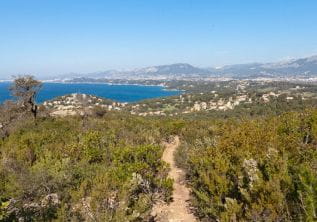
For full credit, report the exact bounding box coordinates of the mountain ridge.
[49,55,317,80]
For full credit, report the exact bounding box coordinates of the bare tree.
[10,75,42,118]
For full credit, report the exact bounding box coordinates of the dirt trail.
[151,136,197,222]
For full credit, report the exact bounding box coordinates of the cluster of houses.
[43,83,311,117]
[190,95,252,112]
[44,93,127,116]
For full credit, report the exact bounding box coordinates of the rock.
[243,159,259,188]
[41,193,60,207]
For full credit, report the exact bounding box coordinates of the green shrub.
[179,110,317,221]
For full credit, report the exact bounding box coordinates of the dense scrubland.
[176,111,317,221]
[1,77,317,221]
[0,114,178,221]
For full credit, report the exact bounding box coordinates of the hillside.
[1,108,317,221]
[1,77,317,221]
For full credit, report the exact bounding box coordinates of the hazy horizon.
[1,53,317,80]
[1,0,317,78]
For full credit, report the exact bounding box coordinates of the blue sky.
[0,0,317,77]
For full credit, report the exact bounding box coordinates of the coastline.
[40,80,181,92]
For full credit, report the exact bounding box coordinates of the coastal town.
[43,80,317,117]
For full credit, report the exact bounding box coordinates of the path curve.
[151,136,197,222]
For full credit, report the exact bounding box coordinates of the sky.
[0,0,317,78]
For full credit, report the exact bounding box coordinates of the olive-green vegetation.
[0,114,175,221]
[2,110,317,221]
[176,110,317,221]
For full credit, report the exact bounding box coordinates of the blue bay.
[0,82,179,104]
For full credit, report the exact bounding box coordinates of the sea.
[0,82,180,104]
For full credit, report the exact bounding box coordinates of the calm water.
[0,82,179,104]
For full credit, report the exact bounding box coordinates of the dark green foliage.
[0,115,172,221]
[177,110,317,221]
[10,75,42,118]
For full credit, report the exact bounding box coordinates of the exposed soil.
[151,136,197,222]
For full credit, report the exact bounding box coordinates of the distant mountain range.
[51,63,210,81]
[214,55,317,78]
[50,55,317,81]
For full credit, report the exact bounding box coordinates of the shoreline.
[40,81,181,92]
